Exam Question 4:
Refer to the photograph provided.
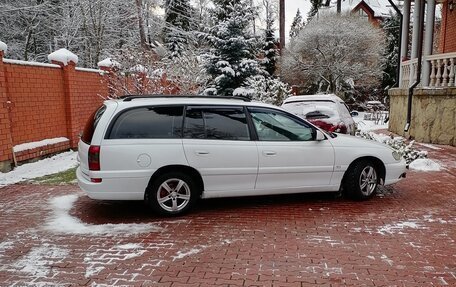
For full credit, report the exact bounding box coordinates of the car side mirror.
[350,111,359,117]
[315,130,326,141]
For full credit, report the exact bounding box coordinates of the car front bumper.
[384,158,407,185]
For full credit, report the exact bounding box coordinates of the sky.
[284,1,311,42]
[251,0,311,43]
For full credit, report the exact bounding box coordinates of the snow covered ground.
[0,151,78,187]
[352,112,388,132]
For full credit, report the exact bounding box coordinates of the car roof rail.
[120,94,252,102]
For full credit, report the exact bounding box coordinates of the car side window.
[184,106,250,140]
[108,106,183,139]
[248,107,314,141]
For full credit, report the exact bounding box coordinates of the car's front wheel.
[146,172,198,216]
[344,160,378,200]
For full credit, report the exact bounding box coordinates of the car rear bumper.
[76,167,145,200]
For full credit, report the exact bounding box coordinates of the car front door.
[182,106,258,196]
[248,107,335,191]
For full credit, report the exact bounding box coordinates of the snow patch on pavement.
[0,151,78,187]
[44,194,163,235]
[381,254,394,266]
[377,220,426,235]
[172,246,207,261]
[409,158,441,171]
[5,244,69,276]
[84,243,147,279]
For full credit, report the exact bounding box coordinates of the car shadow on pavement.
[70,190,384,225]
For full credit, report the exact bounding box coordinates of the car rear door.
[182,106,258,195]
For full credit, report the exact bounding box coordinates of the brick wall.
[0,51,13,171]
[5,62,67,147]
[0,47,180,171]
[0,54,107,171]
[439,2,456,53]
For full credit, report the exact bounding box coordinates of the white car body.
[77,96,406,202]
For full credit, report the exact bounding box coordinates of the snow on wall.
[97,58,121,68]
[130,64,147,73]
[13,137,69,153]
[0,40,7,53]
[3,59,60,69]
[75,67,105,74]
[48,48,78,65]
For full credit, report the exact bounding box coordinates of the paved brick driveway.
[0,145,455,286]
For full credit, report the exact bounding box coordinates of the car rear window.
[81,105,107,144]
[108,106,184,139]
[282,100,338,120]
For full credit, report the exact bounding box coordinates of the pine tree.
[307,0,325,23]
[289,9,303,39]
[163,0,192,57]
[202,0,264,97]
[262,26,278,76]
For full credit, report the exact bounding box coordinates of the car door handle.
[263,151,276,156]
[196,150,210,155]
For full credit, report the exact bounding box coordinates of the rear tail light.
[88,145,101,171]
[335,123,347,134]
[310,120,348,134]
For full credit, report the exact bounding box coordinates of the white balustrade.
[399,52,456,88]
[400,59,417,88]
[425,52,456,88]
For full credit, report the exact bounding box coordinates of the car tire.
[344,160,378,200]
[146,172,199,216]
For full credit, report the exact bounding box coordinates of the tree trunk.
[135,0,148,49]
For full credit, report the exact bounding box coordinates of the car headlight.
[392,151,402,161]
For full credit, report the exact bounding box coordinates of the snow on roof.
[283,94,343,104]
[325,0,398,18]
[48,48,78,66]
[97,57,121,68]
[0,40,7,53]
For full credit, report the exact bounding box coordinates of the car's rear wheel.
[344,160,378,200]
[146,172,198,216]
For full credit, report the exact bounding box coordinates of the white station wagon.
[77,96,407,216]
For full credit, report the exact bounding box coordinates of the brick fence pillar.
[0,42,14,172]
[48,48,79,148]
[98,58,120,98]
